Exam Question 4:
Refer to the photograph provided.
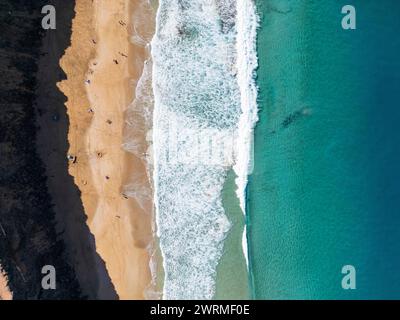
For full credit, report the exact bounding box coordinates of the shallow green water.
[215,170,249,299]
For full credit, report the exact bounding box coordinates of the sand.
[0,267,12,300]
[35,0,116,299]
[58,0,155,299]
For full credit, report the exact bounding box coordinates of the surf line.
[233,0,260,268]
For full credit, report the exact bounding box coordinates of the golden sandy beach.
[58,0,155,299]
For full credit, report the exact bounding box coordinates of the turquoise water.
[248,0,400,299]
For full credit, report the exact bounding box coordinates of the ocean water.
[249,0,400,299]
[215,170,249,299]
[151,0,258,299]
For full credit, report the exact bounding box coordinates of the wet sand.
[58,0,155,299]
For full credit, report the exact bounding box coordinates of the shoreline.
[58,0,156,299]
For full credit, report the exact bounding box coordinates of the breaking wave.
[151,0,258,299]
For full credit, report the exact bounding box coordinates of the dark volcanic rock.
[0,0,84,299]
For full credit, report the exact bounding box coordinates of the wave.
[232,0,259,267]
[151,0,258,299]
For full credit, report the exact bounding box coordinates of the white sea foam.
[151,0,258,299]
[233,0,259,267]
